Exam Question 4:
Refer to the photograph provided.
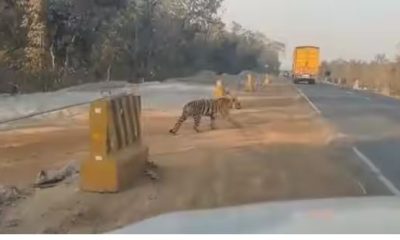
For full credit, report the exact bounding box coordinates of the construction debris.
[35,161,80,188]
[144,161,160,181]
[0,185,22,206]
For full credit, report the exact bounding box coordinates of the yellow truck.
[292,46,320,84]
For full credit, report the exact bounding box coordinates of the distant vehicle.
[281,71,290,78]
[292,46,320,84]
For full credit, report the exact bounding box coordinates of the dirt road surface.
[0,81,386,233]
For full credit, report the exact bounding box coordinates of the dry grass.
[323,61,400,96]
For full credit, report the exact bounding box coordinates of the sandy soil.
[0,82,385,233]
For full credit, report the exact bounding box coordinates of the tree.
[0,0,285,91]
[374,54,388,64]
[24,0,50,73]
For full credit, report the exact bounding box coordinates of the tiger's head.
[219,94,241,110]
[225,90,241,109]
[231,96,241,109]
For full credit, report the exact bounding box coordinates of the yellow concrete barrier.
[245,74,256,92]
[213,79,226,98]
[81,94,149,193]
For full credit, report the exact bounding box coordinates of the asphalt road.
[296,82,400,195]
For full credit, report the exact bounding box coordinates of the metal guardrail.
[0,99,104,126]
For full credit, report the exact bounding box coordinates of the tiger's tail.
[169,114,187,135]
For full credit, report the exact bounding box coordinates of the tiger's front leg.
[221,111,242,128]
[193,115,202,133]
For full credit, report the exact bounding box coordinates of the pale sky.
[222,0,400,69]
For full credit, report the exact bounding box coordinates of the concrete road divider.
[81,94,149,193]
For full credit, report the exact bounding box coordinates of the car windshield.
[0,0,399,234]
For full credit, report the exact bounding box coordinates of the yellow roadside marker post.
[263,74,271,87]
[245,73,256,92]
[214,79,226,98]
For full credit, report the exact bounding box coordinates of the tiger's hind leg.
[193,115,202,133]
[210,114,216,130]
[170,114,187,134]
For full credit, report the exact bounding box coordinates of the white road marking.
[296,87,321,114]
[295,85,399,195]
[352,147,400,196]
[355,180,367,195]
[325,132,351,145]
[346,91,354,95]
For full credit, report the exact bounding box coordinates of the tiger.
[169,96,242,134]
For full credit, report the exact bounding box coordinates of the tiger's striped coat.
[169,96,241,134]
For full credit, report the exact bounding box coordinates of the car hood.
[111,196,400,234]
